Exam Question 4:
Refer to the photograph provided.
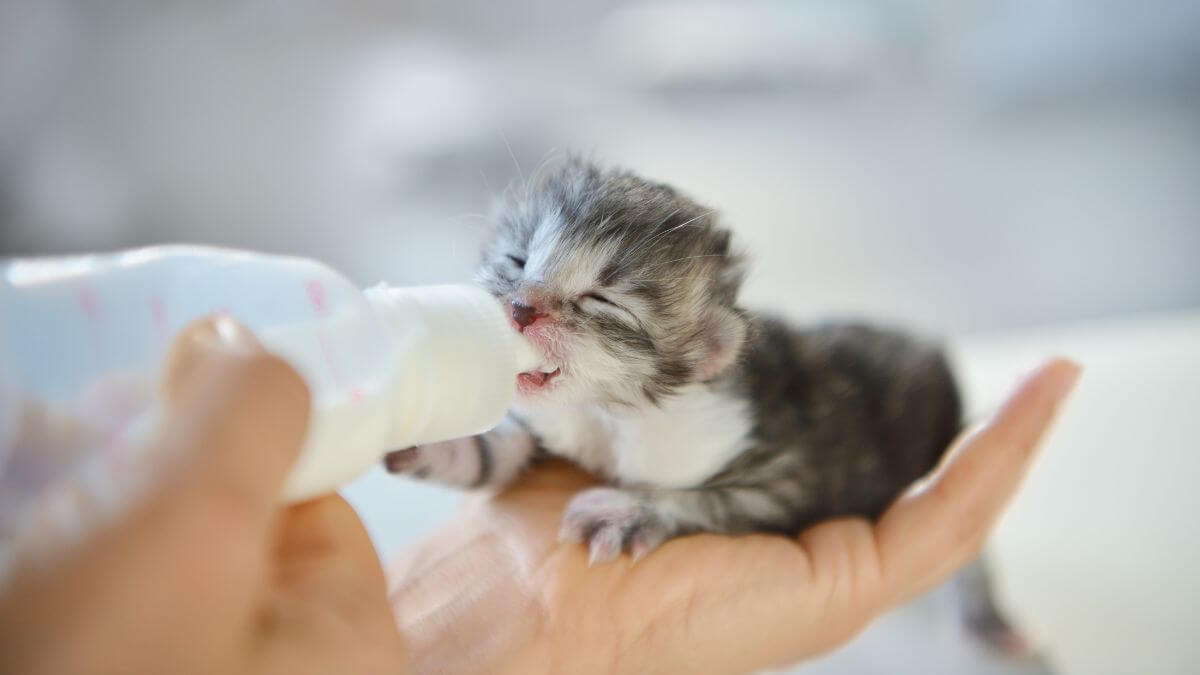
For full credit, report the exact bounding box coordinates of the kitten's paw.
[382,437,483,487]
[560,488,669,564]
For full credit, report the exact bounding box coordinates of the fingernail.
[162,316,265,404]
[630,546,647,565]
[186,315,262,355]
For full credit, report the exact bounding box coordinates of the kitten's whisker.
[477,167,497,199]
[608,206,684,270]
[621,210,708,262]
[612,210,716,275]
[527,149,561,198]
[501,132,525,196]
[638,254,729,276]
[449,213,491,223]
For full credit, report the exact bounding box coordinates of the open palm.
[389,359,1080,675]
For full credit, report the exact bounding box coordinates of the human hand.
[389,358,1081,674]
[0,317,406,675]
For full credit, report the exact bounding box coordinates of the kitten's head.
[476,158,748,407]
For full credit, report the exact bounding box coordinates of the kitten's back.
[720,316,962,529]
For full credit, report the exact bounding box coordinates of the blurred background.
[1,1,1197,673]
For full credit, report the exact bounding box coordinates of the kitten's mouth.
[517,366,561,393]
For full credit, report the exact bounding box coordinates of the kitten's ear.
[695,307,748,382]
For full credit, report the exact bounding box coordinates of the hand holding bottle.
[0,318,407,675]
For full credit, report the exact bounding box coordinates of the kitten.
[383,157,962,564]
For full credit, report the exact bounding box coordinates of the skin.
[391,358,1080,674]
[0,318,1080,675]
[0,319,404,675]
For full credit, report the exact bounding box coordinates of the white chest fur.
[520,385,754,489]
[609,385,753,487]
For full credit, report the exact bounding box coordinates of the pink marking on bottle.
[305,280,327,316]
[150,295,168,340]
[306,280,363,405]
[76,286,101,320]
[316,332,365,406]
[76,285,104,362]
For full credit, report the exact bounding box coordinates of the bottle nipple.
[513,333,545,373]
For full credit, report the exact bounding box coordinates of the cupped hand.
[389,359,1080,675]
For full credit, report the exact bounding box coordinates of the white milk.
[0,245,543,555]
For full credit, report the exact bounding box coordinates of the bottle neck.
[364,284,525,448]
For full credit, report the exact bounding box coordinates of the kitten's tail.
[954,557,1052,667]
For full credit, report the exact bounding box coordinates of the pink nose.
[511,302,545,330]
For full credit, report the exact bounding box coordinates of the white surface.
[955,312,1200,675]
[344,310,1200,674]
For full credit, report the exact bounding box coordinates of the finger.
[875,357,1081,606]
[158,316,311,529]
[0,318,314,673]
[268,496,405,663]
[275,495,385,590]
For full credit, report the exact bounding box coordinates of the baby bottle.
[0,245,544,557]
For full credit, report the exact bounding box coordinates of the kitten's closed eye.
[579,291,643,328]
[581,292,615,306]
[507,255,526,269]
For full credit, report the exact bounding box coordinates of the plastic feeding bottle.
[0,245,545,520]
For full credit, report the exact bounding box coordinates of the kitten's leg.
[383,415,536,490]
[561,483,796,564]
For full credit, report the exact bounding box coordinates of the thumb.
[157,316,311,528]
[0,318,313,675]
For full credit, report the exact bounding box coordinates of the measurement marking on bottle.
[306,280,327,316]
[77,287,100,318]
[76,285,104,362]
[305,279,364,405]
[315,331,365,404]
[150,295,168,341]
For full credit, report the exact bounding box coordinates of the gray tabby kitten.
[384,157,961,564]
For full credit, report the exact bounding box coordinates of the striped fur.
[389,157,961,564]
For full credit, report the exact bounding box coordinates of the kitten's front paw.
[560,488,670,564]
[382,438,483,487]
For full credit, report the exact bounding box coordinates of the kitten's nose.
[511,301,545,330]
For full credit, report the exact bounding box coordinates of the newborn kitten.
[385,157,961,563]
